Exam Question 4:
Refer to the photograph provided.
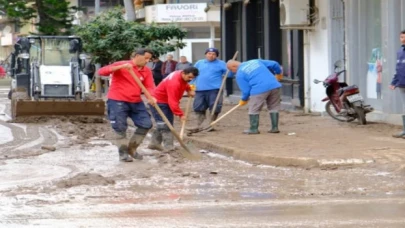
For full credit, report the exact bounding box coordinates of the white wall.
[304,0,332,113]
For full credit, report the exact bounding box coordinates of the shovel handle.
[209,104,241,127]
[127,69,192,154]
[180,96,192,140]
[210,51,239,121]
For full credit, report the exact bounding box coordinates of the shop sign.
[146,3,207,23]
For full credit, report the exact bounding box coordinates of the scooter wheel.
[325,101,355,122]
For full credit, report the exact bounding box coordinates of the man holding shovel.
[188,48,231,132]
[148,67,199,152]
[227,59,282,134]
[98,48,156,162]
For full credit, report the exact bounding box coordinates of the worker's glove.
[189,84,196,91]
[239,100,248,106]
[275,74,283,81]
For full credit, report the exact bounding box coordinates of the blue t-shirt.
[236,59,282,101]
[191,59,233,91]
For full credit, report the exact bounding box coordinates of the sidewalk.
[180,102,405,169]
[0,78,11,86]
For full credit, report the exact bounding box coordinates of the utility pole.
[95,0,102,99]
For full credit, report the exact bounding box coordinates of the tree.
[0,0,78,35]
[74,8,187,66]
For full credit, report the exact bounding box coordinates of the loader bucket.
[12,100,106,119]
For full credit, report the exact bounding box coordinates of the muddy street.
[1,86,405,227]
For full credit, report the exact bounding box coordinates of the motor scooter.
[313,60,373,125]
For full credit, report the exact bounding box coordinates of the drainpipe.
[304,30,312,113]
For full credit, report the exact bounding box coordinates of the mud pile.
[56,173,115,188]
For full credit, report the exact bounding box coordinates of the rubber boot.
[147,128,163,151]
[243,114,260,134]
[206,113,219,132]
[187,111,206,132]
[268,112,280,133]
[112,131,133,162]
[128,128,149,160]
[162,130,175,152]
[392,115,405,138]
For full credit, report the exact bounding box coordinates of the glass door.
[191,42,209,64]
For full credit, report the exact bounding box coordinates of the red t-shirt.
[0,66,5,78]
[98,60,155,103]
[153,70,191,117]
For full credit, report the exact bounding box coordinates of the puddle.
[0,124,13,145]
[0,163,71,190]
[239,192,275,199]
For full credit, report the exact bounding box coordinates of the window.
[167,0,221,3]
[214,27,221,39]
[185,27,210,39]
[79,0,124,7]
[43,39,72,66]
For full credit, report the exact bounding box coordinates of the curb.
[185,137,375,169]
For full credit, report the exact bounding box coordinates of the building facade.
[143,0,221,64]
[286,0,405,125]
[221,0,306,106]
[345,0,405,124]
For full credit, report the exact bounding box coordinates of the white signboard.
[1,33,13,46]
[146,3,208,23]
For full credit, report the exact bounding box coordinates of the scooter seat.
[341,85,358,91]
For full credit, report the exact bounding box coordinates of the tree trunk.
[123,0,136,21]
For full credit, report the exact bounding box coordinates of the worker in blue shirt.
[227,59,282,134]
[188,48,232,132]
[390,29,405,139]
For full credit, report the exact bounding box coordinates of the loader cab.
[9,35,89,101]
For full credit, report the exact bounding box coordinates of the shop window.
[185,27,210,39]
[214,27,221,39]
[363,0,382,100]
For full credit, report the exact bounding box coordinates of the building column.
[267,0,281,62]
[209,23,215,48]
[345,0,359,87]
[263,0,270,59]
[382,0,401,113]
[241,2,247,61]
[220,0,226,60]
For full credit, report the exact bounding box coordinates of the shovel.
[188,104,241,135]
[209,51,239,122]
[127,69,201,160]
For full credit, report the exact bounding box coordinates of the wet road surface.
[1,86,405,227]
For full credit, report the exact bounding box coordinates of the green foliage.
[74,8,187,65]
[0,0,78,35]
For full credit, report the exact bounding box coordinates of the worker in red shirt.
[98,48,156,162]
[148,67,199,152]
